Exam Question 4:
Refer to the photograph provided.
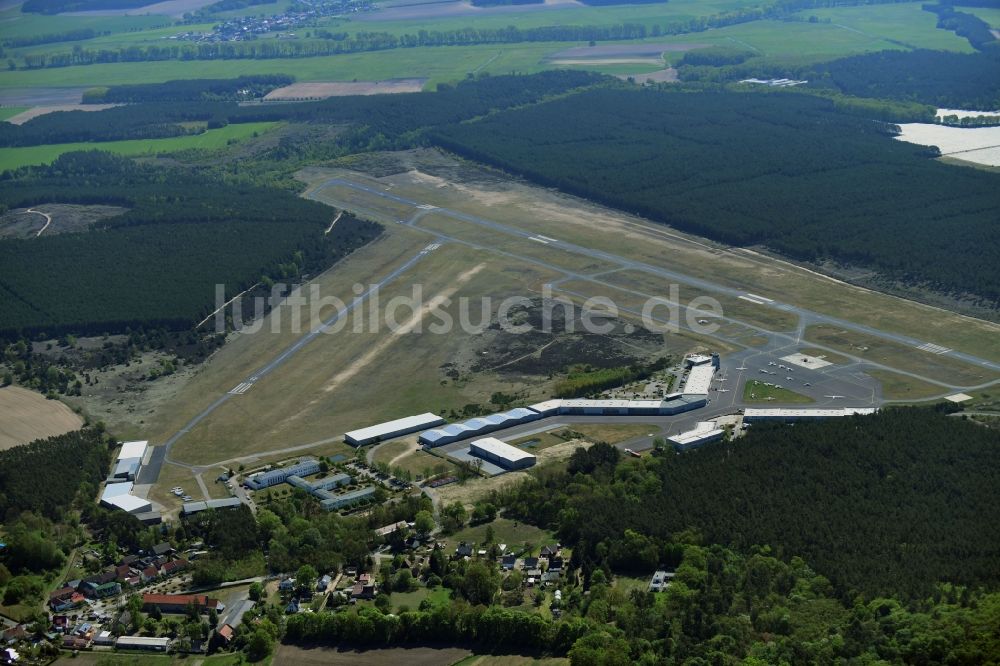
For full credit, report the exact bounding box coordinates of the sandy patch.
[0,386,83,450]
[5,104,119,125]
[895,123,1000,166]
[264,79,428,101]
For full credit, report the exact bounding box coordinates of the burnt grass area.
[452,298,665,380]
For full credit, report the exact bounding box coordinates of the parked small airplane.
[825,395,845,399]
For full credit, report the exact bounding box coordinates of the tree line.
[497,408,1000,601]
[0,151,381,337]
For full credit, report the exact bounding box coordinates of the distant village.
[174,0,373,43]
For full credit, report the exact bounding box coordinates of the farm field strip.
[317,174,1000,380]
[0,121,280,171]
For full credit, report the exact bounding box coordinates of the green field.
[0,6,169,40]
[791,2,975,54]
[0,107,28,121]
[0,1,976,91]
[0,121,279,171]
[440,518,558,555]
[742,379,815,404]
[949,6,1000,29]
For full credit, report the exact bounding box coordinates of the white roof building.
[669,422,725,450]
[682,364,715,395]
[117,440,148,461]
[743,407,877,422]
[100,482,152,514]
[469,437,536,470]
[344,413,446,446]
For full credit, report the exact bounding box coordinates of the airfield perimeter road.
[142,175,1000,495]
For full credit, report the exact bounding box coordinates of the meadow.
[0,121,278,170]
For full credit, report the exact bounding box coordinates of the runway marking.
[529,236,550,244]
[229,382,253,395]
[417,204,438,210]
[917,342,951,354]
[738,295,766,305]
[745,293,773,303]
[423,243,441,252]
[537,235,558,243]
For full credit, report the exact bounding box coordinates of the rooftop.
[470,437,536,463]
[344,412,445,442]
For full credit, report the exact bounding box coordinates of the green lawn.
[0,121,279,171]
[390,584,451,612]
[742,379,815,404]
[441,518,558,555]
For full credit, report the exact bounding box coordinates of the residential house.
[278,578,295,593]
[151,542,173,557]
[94,582,121,599]
[523,557,540,571]
[216,624,234,644]
[548,556,564,571]
[160,559,189,577]
[455,542,473,558]
[540,545,561,559]
[317,574,332,592]
[140,566,159,583]
[1,626,27,645]
[2,648,18,664]
[648,570,674,592]
[501,555,517,571]
[62,636,90,650]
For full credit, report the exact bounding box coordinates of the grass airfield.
[144,150,1000,505]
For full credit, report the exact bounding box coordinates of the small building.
[244,459,321,490]
[344,413,446,446]
[115,635,170,651]
[318,486,376,511]
[93,631,115,646]
[317,574,332,591]
[151,542,173,557]
[469,437,536,471]
[669,422,725,451]
[100,482,152,514]
[181,497,244,515]
[649,570,674,592]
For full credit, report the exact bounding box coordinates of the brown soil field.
[618,68,680,83]
[264,79,428,100]
[0,386,83,450]
[5,104,118,125]
[274,644,472,665]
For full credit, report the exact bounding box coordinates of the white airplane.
[718,388,730,393]
[825,395,844,400]
[717,377,727,382]
[766,396,776,401]
[786,376,793,381]
[804,382,811,386]
[768,361,777,366]
[759,369,768,373]
[736,366,748,371]
[776,385,783,389]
